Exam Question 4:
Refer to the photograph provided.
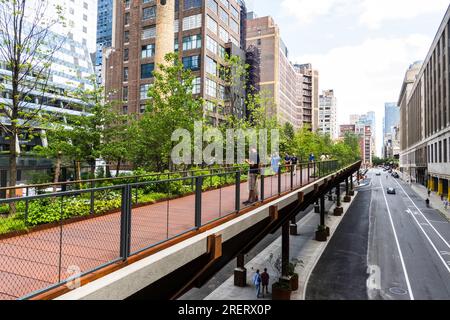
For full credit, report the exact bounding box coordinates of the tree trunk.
[90,160,96,179]
[116,158,121,177]
[53,152,62,193]
[8,131,18,214]
[106,164,112,178]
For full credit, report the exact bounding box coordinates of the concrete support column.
[320,195,326,227]
[349,174,355,196]
[290,217,298,236]
[438,178,443,196]
[281,221,290,278]
[234,254,246,287]
[314,200,320,213]
[343,177,351,202]
[334,185,343,216]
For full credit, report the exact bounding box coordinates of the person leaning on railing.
[244,147,260,205]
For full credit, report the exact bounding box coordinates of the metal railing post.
[290,164,294,190]
[314,162,317,179]
[235,171,240,212]
[300,164,303,186]
[308,163,311,183]
[25,187,29,223]
[278,166,282,195]
[90,181,95,215]
[195,176,203,229]
[260,169,265,202]
[120,185,132,260]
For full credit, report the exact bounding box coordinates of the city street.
[306,169,450,300]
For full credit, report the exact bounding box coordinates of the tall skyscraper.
[383,102,400,158]
[384,102,400,136]
[105,0,247,124]
[246,15,303,129]
[319,89,337,139]
[96,0,114,84]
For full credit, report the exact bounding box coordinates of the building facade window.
[182,34,202,51]
[205,56,217,76]
[141,63,155,79]
[184,0,202,10]
[183,14,202,30]
[125,12,130,25]
[207,15,217,34]
[207,0,218,14]
[219,7,228,25]
[182,55,201,71]
[124,48,129,61]
[141,44,155,58]
[140,84,150,100]
[230,19,238,34]
[219,26,228,42]
[230,5,239,19]
[143,6,156,20]
[206,35,217,54]
[142,26,156,39]
[124,30,130,42]
[192,77,201,94]
[444,139,448,163]
[123,87,128,101]
[123,67,129,81]
[206,78,217,98]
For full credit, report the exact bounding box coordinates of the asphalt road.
[306,169,450,300]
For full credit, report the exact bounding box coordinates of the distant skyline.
[245,0,449,156]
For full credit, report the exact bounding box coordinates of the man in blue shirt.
[252,269,262,298]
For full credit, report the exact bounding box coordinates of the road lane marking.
[379,177,415,300]
[393,179,450,249]
[405,209,450,274]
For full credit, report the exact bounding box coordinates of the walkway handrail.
[0,159,353,301]
[0,160,339,198]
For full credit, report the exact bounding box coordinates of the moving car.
[387,187,396,194]
[376,172,381,176]
[392,172,399,178]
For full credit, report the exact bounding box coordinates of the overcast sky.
[245,0,449,156]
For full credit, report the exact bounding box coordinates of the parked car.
[376,172,381,176]
[387,188,396,194]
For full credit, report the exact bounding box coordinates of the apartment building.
[295,63,319,131]
[245,15,303,129]
[319,89,337,139]
[105,0,247,124]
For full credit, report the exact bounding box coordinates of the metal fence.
[0,160,339,300]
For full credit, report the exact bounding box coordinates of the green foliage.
[130,53,204,171]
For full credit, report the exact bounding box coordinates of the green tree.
[0,0,64,195]
[132,53,203,171]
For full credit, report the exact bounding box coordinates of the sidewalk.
[398,172,450,221]
[204,194,357,300]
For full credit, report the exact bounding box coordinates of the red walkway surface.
[0,168,315,300]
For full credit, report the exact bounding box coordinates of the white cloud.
[359,0,449,29]
[280,0,350,24]
[293,34,431,154]
[280,0,449,28]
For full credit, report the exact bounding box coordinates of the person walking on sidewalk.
[252,270,262,298]
[261,268,270,298]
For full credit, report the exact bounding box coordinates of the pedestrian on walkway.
[444,199,448,210]
[244,148,260,205]
[428,189,431,197]
[271,152,281,175]
[252,270,262,298]
[426,198,430,208]
[309,153,315,163]
[261,268,270,297]
[291,154,298,176]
